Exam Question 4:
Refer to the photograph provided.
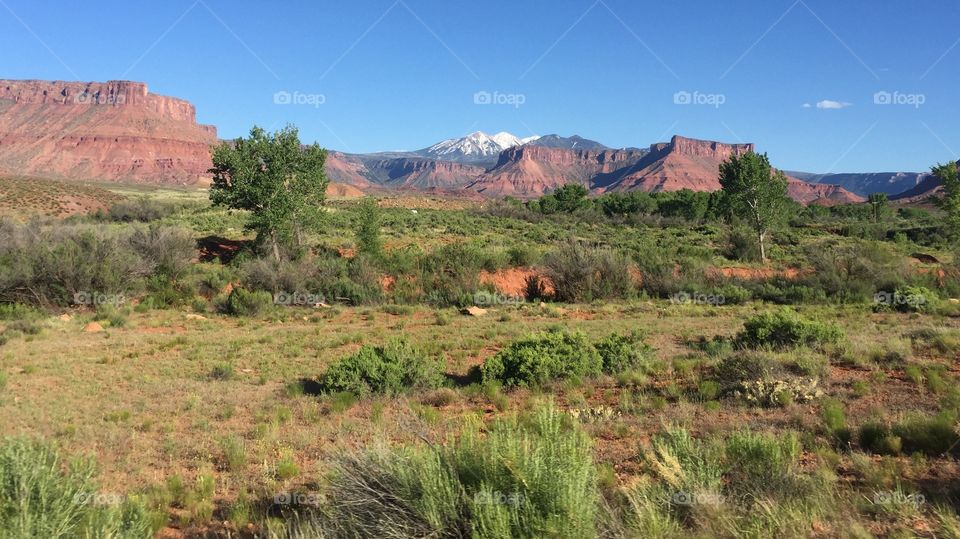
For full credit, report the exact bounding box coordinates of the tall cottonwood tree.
[932,161,960,241]
[209,125,328,261]
[719,152,789,263]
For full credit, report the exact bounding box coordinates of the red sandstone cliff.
[467,145,647,197]
[0,80,217,184]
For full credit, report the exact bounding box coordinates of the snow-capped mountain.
[418,131,536,163]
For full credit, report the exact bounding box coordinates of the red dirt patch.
[479,267,554,297]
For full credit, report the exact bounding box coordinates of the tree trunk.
[270,231,281,262]
[758,231,767,264]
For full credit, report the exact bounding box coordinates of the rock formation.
[0,80,217,184]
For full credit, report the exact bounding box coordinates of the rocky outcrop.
[598,136,754,193]
[364,158,484,189]
[466,145,647,197]
[0,80,217,184]
[785,178,865,205]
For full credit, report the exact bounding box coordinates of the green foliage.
[543,241,633,302]
[221,288,273,317]
[858,422,902,455]
[737,308,844,349]
[932,161,960,240]
[719,151,790,262]
[530,184,590,214]
[892,413,959,455]
[0,438,154,538]
[320,404,597,539]
[867,193,890,223]
[593,331,652,374]
[714,352,779,391]
[0,219,191,307]
[355,197,383,258]
[317,337,443,396]
[481,329,602,387]
[209,125,328,260]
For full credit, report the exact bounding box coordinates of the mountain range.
[0,80,941,204]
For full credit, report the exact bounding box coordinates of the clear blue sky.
[1,0,957,172]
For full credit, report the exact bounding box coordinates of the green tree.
[932,161,960,240]
[551,184,589,213]
[868,192,889,223]
[718,152,789,263]
[209,125,328,261]
[355,197,383,257]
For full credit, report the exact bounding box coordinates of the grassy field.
[1,185,960,537]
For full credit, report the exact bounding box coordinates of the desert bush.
[127,225,195,279]
[104,197,186,222]
[714,352,779,391]
[873,285,940,313]
[726,226,763,262]
[543,241,633,302]
[318,404,597,539]
[0,219,191,307]
[220,288,273,317]
[736,308,844,349]
[892,413,959,456]
[593,331,653,374]
[858,422,902,455]
[0,438,154,538]
[481,329,602,387]
[803,240,907,303]
[506,245,540,267]
[418,243,485,307]
[317,337,443,396]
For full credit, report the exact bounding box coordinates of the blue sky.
[1,0,957,172]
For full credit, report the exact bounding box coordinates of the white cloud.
[815,100,852,110]
[802,103,812,108]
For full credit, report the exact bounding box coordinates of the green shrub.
[320,404,597,539]
[317,338,443,396]
[893,413,959,455]
[858,422,902,455]
[593,331,652,374]
[0,438,154,538]
[481,329,602,387]
[874,286,940,313]
[543,241,634,302]
[737,308,844,349]
[221,288,273,317]
[714,352,778,391]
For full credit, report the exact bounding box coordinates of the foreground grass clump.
[285,404,597,539]
[737,308,844,349]
[317,337,443,395]
[0,438,154,538]
[626,428,827,537]
[481,329,602,387]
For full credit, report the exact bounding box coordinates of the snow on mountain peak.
[422,131,531,161]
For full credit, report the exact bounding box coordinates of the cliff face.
[0,80,218,184]
[365,158,484,188]
[467,146,647,197]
